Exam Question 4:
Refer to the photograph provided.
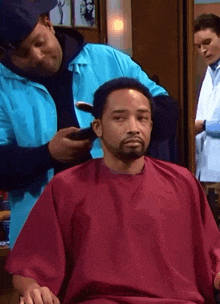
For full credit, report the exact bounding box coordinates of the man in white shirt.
[194,14,220,221]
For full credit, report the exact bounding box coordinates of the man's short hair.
[92,77,155,119]
[194,14,220,35]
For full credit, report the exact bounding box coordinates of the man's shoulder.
[0,63,13,79]
[53,158,102,184]
[0,63,26,82]
[146,157,194,181]
[82,43,130,58]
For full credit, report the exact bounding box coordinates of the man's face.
[93,88,153,162]
[9,17,63,77]
[194,28,220,65]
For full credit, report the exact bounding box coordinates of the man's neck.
[103,155,145,175]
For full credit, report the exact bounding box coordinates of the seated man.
[5,78,220,304]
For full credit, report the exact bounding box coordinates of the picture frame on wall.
[73,0,97,28]
[50,0,72,26]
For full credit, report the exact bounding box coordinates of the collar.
[209,58,220,71]
[53,27,86,71]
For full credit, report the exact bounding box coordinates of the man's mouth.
[123,138,143,146]
[206,55,212,59]
[125,140,141,143]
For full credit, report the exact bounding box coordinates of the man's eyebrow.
[195,38,211,45]
[137,109,151,113]
[111,108,151,114]
[111,109,128,114]
[202,38,211,42]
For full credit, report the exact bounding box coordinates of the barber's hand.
[19,285,60,304]
[48,127,92,163]
[195,120,205,135]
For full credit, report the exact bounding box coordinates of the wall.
[106,0,132,55]
[131,0,181,101]
[195,0,220,3]
[131,0,196,170]
[76,0,133,54]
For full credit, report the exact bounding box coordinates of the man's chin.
[206,56,218,65]
[25,68,58,78]
[117,149,146,161]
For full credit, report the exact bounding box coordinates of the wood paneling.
[186,0,197,173]
[131,0,196,172]
[131,0,180,101]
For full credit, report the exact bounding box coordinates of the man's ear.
[41,15,55,34]
[92,119,103,138]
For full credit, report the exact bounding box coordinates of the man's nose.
[201,45,207,54]
[127,117,140,134]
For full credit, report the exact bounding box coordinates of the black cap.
[0,0,57,51]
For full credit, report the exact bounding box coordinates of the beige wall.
[194,3,220,18]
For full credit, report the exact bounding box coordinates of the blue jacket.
[0,43,168,247]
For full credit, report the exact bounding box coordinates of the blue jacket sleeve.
[0,143,55,191]
[151,95,179,140]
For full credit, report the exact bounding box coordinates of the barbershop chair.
[215,290,220,303]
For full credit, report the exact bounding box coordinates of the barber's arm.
[151,95,179,139]
[135,70,179,140]
[0,143,54,191]
[13,275,60,304]
[48,126,92,163]
[0,127,92,191]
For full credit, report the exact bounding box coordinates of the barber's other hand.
[19,285,60,304]
[48,127,92,163]
[195,120,205,135]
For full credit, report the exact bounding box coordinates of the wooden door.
[131,0,196,172]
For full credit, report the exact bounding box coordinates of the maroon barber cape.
[5,157,220,304]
